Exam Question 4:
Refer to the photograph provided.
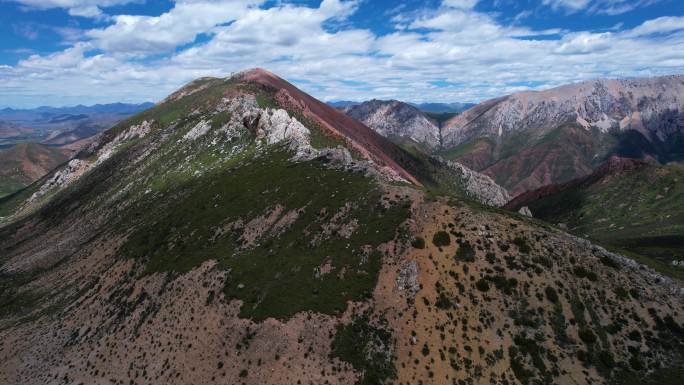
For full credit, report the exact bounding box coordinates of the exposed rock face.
[517,206,532,217]
[442,75,684,147]
[26,158,89,204]
[432,156,511,207]
[437,75,684,195]
[343,100,440,148]
[237,68,422,185]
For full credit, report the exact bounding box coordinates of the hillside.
[0,142,68,197]
[0,69,682,385]
[439,75,684,194]
[0,121,34,139]
[506,157,684,281]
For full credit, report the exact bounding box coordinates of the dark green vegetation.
[331,313,396,385]
[432,231,451,247]
[1,75,411,323]
[0,142,67,198]
[521,163,684,281]
[121,146,410,320]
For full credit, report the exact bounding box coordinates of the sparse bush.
[545,286,559,303]
[475,279,490,292]
[578,328,597,344]
[455,241,475,262]
[512,237,531,253]
[432,231,451,247]
[411,237,426,249]
[573,266,598,281]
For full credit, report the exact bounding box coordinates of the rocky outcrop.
[433,156,511,207]
[343,100,440,148]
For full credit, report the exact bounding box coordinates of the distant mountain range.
[0,102,154,148]
[0,102,155,118]
[328,100,474,113]
[409,102,475,113]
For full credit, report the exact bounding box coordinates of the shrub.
[599,255,620,269]
[455,241,476,262]
[545,286,559,303]
[512,237,531,253]
[597,350,615,370]
[475,279,490,292]
[432,231,451,247]
[573,266,598,281]
[578,328,597,344]
[628,330,642,342]
[411,237,426,249]
[435,293,452,309]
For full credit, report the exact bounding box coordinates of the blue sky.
[1,0,683,108]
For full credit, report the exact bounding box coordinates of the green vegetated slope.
[0,75,411,323]
[523,163,684,281]
[0,142,67,198]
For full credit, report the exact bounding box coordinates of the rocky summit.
[1,69,683,385]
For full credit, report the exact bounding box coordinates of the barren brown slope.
[238,68,421,185]
[0,121,34,139]
[504,156,649,210]
[0,142,68,197]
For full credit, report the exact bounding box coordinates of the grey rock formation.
[442,75,684,147]
[433,156,511,207]
[518,206,532,217]
[344,99,440,149]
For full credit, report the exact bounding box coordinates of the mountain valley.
[0,69,682,385]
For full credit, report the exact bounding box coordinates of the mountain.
[343,99,441,149]
[439,75,684,195]
[505,156,684,280]
[1,69,682,385]
[327,100,360,108]
[411,102,475,113]
[0,102,155,119]
[0,142,68,197]
[0,102,154,147]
